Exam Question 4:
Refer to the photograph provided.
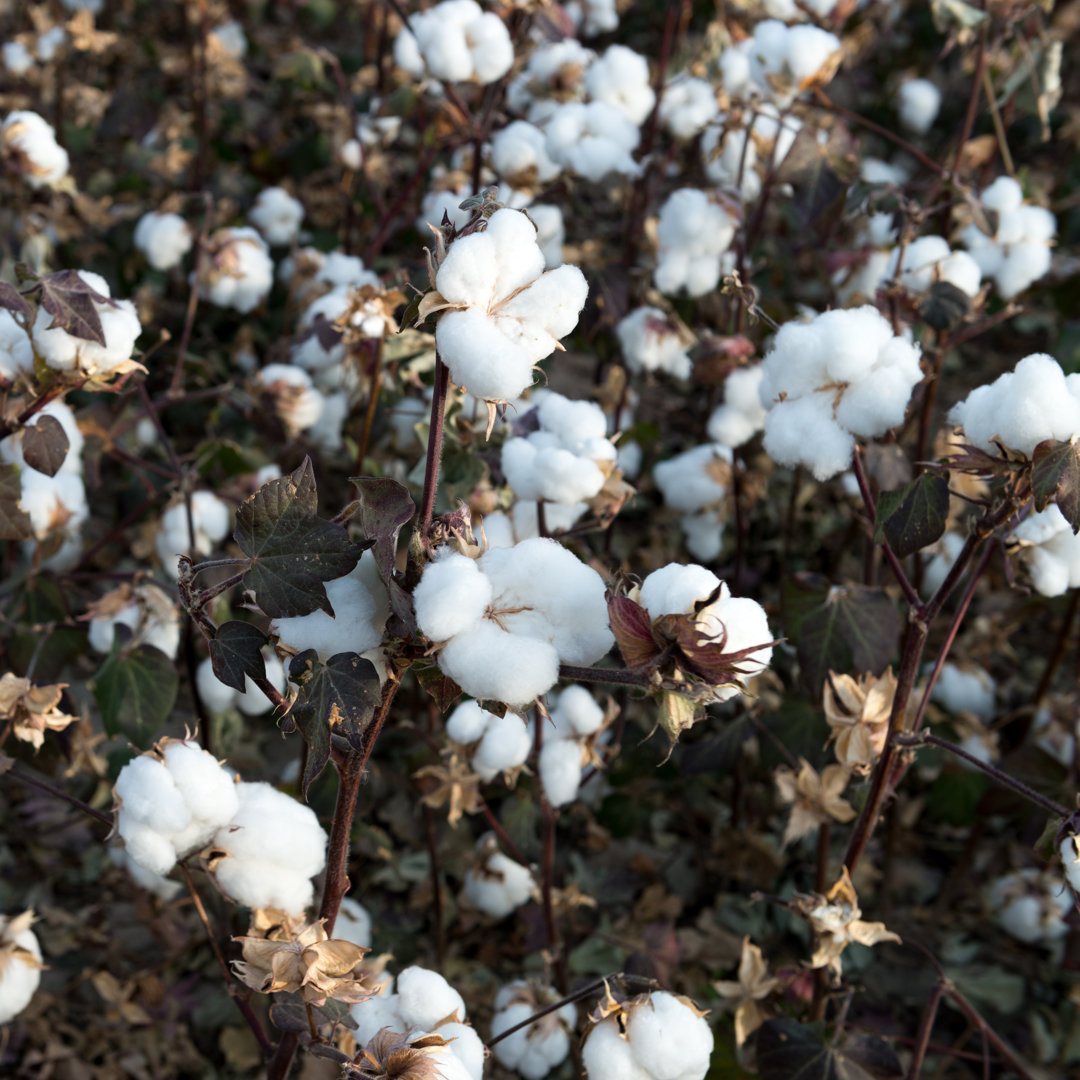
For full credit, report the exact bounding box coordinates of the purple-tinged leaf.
[873,473,949,558]
[39,269,117,347]
[208,620,268,693]
[21,414,70,478]
[1032,439,1080,533]
[0,282,31,322]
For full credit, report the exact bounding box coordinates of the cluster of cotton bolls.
[154,490,232,578]
[701,106,801,202]
[86,582,181,659]
[582,991,714,1080]
[659,73,720,141]
[989,868,1072,949]
[707,365,767,449]
[566,0,618,36]
[2,400,88,570]
[720,20,842,108]
[248,186,305,247]
[949,352,1080,458]
[462,834,535,918]
[134,211,193,272]
[431,207,589,404]
[196,648,288,719]
[759,306,924,481]
[653,444,733,562]
[885,235,982,299]
[638,564,773,701]
[280,247,380,306]
[194,226,274,313]
[654,188,738,298]
[270,552,389,670]
[32,270,142,380]
[0,910,43,1026]
[1011,506,1080,598]
[393,0,513,86]
[897,77,943,135]
[412,538,613,707]
[351,966,484,1080]
[491,981,577,1079]
[532,685,607,807]
[445,699,531,781]
[1,110,69,188]
[616,307,693,379]
[959,177,1056,299]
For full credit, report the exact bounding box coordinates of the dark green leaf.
[838,1035,904,1080]
[0,281,32,322]
[347,475,415,585]
[414,663,462,713]
[926,764,989,826]
[1032,439,1080,533]
[267,997,310,1033]
[39,268,116,346]
[235,457,368,619]
[873,474,949,558]
[92,641,179,743]
[208,620,268,693]
[21,414,70,478]
[781,573,899,695]
[680,712,754,775]
[757,1019,835,1080]
[193,439,262,481]
[0,462,33,540]
[284,651,381,797]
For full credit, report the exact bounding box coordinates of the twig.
[418,355,451,543]
[907,981,945,1080]
[4,760,113,826]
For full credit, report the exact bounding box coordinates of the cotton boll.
[352,987,404,1044]
[981,177,1024,214]
[435,1022,485,1080]
[115,755,190,833]
[195,227,273,313]
[257,363,324,435]
[697,593,773,696]
[446,700,496,745]
[396,966,467,1028]
[87,603,140,654]
[659,75,719,140]
[214,857,315,914]
[0,310,34,383]
[553,685,604,737]
[543,102,642,182]
[898,78,941,134]
[134,212,193,271]
[582,1018,653,1080]
[19,470,88,541]
[616,307,692,379]
[584,45,656,126]
[654,444,731,514]
[0,912,43,1025]
[1,111,69,188]
[539,737,585,807]
[764,396,854,481]
[335,897,373,949]
[491,121,560,186]
[2,43,33,76]
[161,741,239,827]
[472,712,531,780]
[707,366,766,448]
[249,187,305,247]
[414,553,495,641]
[566,0,618,36]
[439,621,561,706]
[110,846,183,901]
[463,850,535,917]
[929,663,996,722]
[639,563,725,620]
[118,816,179,877]
[654,189,737,298]
[625,992,714,1080]
[680,511,724,562]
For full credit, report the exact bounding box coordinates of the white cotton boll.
[352,989,404,1044]
[396,966,467,1028]
[196,227,273,313]
[491,122,560,185]
[510,499,588,540]
[1060,838,1080,896]
[701,125,760,200]
[625,992,714,1080]
[118,816,179,877]
[464,851,534,917]
[492,1001,568,1078]
[995,243,1052,299]
[898,78,942,134]
[817,307,895,383]
[654,444,731,514]
[439,622,561,707]
[196,657,240,715]
[526,203,565,268]
[216,781,327,877]
[0,914,42,1026]
[36,27,67,63]
[446,699,496,745]
[3,43,33,76]
[235,649,287,716]
[486,208,550,298]
[481,511,516,549]
[585,45,656,126]
[654,188,737,298]
[209,19,247,59]
[616,307,692,379]
[781,25,841,87]
[272,554,387,659]
[539,736,585,807]
[861,157,910,185]
[929,663,996,722]
[554,685,604,737]
[764,396,854,481]
[544,102,642,182]
[19,470,88,540]
[249,187,305,247]
[999,894,1044,944]
[923,532,964,597]
[466,13,514,84]
[215,857,315,914]
[335,897,373,949]
[414,553,495,642]
[437,308,537,403]
[499,263,589,346]
[1,111,69,188]
[640,563,725,620]
[116,755,190,831]
[436,231,501,308]
[566,0,618,36]
[87,604,140,655]
[257,363,324,434]
[437,1022,486,1080]
[534,448,606,504]
[472,712,531,780]
[981,177,1024,214]
[697,593,773,692]
[707,366,766,448]
[161,741,239,826]
[660,75,719,140]
[680,510,723,562]
[1013,505,1080,597]
[834,356,920,438]
[111,846,183,900]
[0,309,34,383]
[888,236,952,293]
[134,212,193,272]
[583,1018,653,1080]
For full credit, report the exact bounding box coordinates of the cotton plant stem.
[418,355,451,542]
[476,796,530,867]
[3,760,113,827]
[557,663,652,688]
[169,192,214,397]
[943,982,1038,1080]
[907,981,945,1080]
[1032,587,1080,708]
[423,802,446,970]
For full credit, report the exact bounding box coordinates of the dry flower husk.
[713,936,780,1047]
[823,669,897,773]
[0,673,78,750]
[774,758,856,846]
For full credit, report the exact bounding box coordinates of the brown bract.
[414,751,484,827]
[348,1029,453,1080]
[0,673,78,751]
[0,910,45,978]
[713,936,780,1048]
[774,759,856,846]
[823,669,897,774]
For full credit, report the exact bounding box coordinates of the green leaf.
[781,573,899,695]
[208,620,268,693]
[1032,439,1080,533]
[92,639,179,743]
[193,439,263,481]
[21,414,70,478]
[926,765,988,826]
[0,462,33,540]
[235,457,368,619]
[873,473,950,558]
[414,663,463,713]
[284,651,381,797]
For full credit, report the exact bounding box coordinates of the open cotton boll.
[110,846,183,900]
[116,755,191,832]
[155,490,232,577]
[463,848,535,918]
[624,992,714,1080]
[396,966,467,1028]
[0,309,34,383]
[351,983,404,1044]
[543,101,642,182]
[395,0,512,85]
[659,75,718,140]
[898,78,942,134]
[539,737,585,807]
[654,189,737,298]
[948,352,1080,457]
[1,110,69,188]
[707,366,766,448]
[248,187,304,247]
[86,582,181,659]
[439,621,561,707]
[929,663,996,722]
[2,43,33,76]
[335,897,373,949]
[196,657,241,714]
[31,270,142,377]
[990,869,1072,947]
[552,685,605,737]
[583,1017,653,1080]
[413,552,495,641]
[1012,505,1080,597]
[19,470,88,541]
[506,39,595,124]
[435,1022,486,1080]
[616,307,692,379]
[654,444,732,515]
[763,395,852,481]
[446,699,497,745]
[491,121,561,186]
[886,236,981,297]
[584,45,655,126]
[566,0,618,36]
[209,19,247,59]
[472,712,531,780]
[256,363,324,435]
[134,211,193,271]
[0,911,44,1025]
[195,227,273,313]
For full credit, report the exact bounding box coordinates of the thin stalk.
[476,796,530,867]
[949,26,988,180]
[5,762,113,827]
[319,755,364,937]
[355,337,385,473]
[1032,587,1080,707]
[943,983,1038,1080]
[418,356,451,542]
[908,982,945,1080]
[424,804,446,970]
[915,330,946,469]
[980,65,1015,178]
[169,193,214,397]
[557,663,651,688]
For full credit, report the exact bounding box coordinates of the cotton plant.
[758,306,923,481]
[582,990,714,1080]
[279,247,381,306]
[659,74,720,141]
[701,107,801,202]
[491,981,577,1079]
[989,868,1072,949]
[720,20,842,108]
[928,662,996,723]
[417,206,589,407]
[897,77,942,134]
[393,0,513,86]
[706,365,767,448]
[831,211,898,304]
[0,309,33,383]
[654,188,738,298]
[0,911,44,1025]
[444,699,531,781]
[412,537,613,707]
[565,0,618,36]
[248,186,305,247]
[195,648,288,718]
[134,211,193,271]
[1010,505,1080,598]
[155,490,232,578]
[462,834,535,918]
[490,121,561,190]
[86,582,181,660]
[958,177,1056,299]
[194,226,273,313]
[616,307,693,380]
[654,444,733,563]
[1,110,69,188]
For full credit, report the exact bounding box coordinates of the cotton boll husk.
[763,396,855,481]
[473,712,531,779]
[639,563,724,619]
[654,444,731,513]
[554,685,605,736]
[540,737,585,807]
[414,553,494,642]
[235,649,287,716]
[196,658,240,714]
[625,992,714,1080]
[0,916,42,1025]
[335,897,373,949]
[437,307,536,402]
[396,966,467,1028]
[115,755,190,832]
[117,816,179,877]
[439,622,561,706]
[929,663,996,722]
[583,1017,653,1080]
[898,78,941,134]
